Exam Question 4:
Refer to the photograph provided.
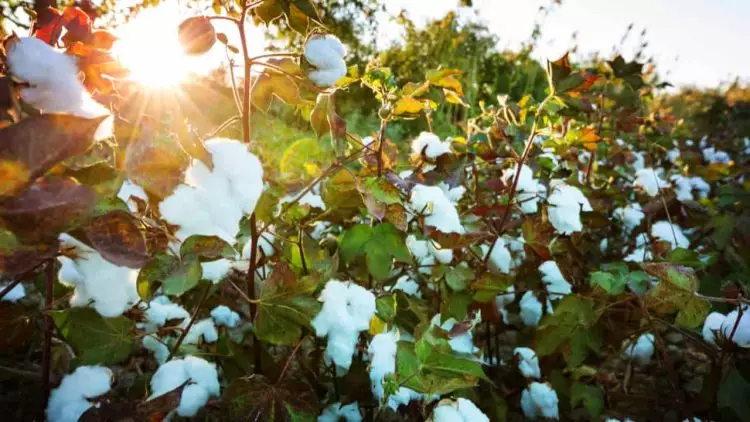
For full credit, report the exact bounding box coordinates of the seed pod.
[177,16,216,56]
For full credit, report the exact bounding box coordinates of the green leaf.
[339,224,373,262]
[180,235,236,261]
[161,256,202,296]
[718,369,750,421]
[471,272,513,302]
[570,382,604,418]
[675,295,711,329]
[364,177,402,205]
[589,271,626,295]
[51,308,135,365]
[136,253,179,300]
[445,264,474,292]
[536,296,598,357]
[396,342,480,395]
[669,248,704,268]
[376,295,397,322]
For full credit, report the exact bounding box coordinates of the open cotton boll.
[690,176,711,198]
[409,184,465,234]
[667,148,681,163]
[201,259,234,283]
[149,356,220,417]
[318,402,362,422]
[181,318,218,344]
[210,305,241,328]
[57,234,140,317]
[411,132,452,160]
[613,203,645,232]
[310,221,332,241]
[539,261,572,296]
[503,164,546,214]
[634,168,667,197]
[0,282,25,302]
[430,314,479,354]
[521,382,559,420]
[702,312,726,345]
[547,181,592,235]
[143,334,170,364]
[433,398,489,422]
[702,147,731,164]
[389,275,422,298]
[671,175,695,201]
[159,139,263,245]
[438,182,466,204]
[304,34,347,87]
[623,233,651,263]
[311,280,376,372]
[367,330,425,409]
[117,179,148,213]
[623,333,655,365]
[651,221,690,249]
[6,37,109,119]
[141,296,189,331]
[520,291,553,327]
[720,309,750,347]
[481,238,512,274]
[47,365,113,422]
[514,347,541,379]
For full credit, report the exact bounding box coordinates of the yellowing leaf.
[393,96,424,116]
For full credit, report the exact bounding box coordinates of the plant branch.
[167,282,212,361]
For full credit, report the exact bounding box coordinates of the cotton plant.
[304,34,347,87]
[148,356,220,417]
[47,365,113,422]
[311,280,376,373]
[431,398,489,422]
[57,233,140,318]
[520,382,560,420]
[546,180,593,235]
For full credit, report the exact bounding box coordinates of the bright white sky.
[378,0,750,88]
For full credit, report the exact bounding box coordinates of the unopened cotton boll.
[651,221,690,250]
[311,280,376,372]
[210,305,241,328]
[149,356,220,417]
[634,168,667,197]
[409,184,464,233]
[318,402,362,422]
[47,365,113,422]
[411,132,452,160]
[702,312,726,345]
[613,203,645,232]
[546,181,592,235]
[520,291,553,327]
[5,36,109,119]
[720,309,750,347]
[432,398,489,422]
[57,234,140,317]
[520,382,559,420]
[539,260,572,296]
[514,347,541,379]
[623,333,655,365]
[304,34,347,87]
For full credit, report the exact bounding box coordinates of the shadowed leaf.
[84,210,149,268]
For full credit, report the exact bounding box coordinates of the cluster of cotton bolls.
[367,330,431,410]
[303,34,347,87]
[57,233,140,318]
[512,346,560,419]
[311,280,376,373]
[432,397,490,421]
[148,356,220,417]
[670,174,711,202]
[47,365,113,422]
[4,36,109,119]
[702,308,750,348]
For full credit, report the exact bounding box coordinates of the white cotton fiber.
[514,347,541,379]
[210,305,241,328]
[304,34,347,87]
[411,132,452,160]
[547,181,592,235]
[409,184,464,234]
[539,260,572,296]
[521,382,559,420]
[702,312,725,345]
[47,365,113,422]
[519,291,553,327]
[613,203,645,232]
[503,164,546,214]
[433,398,489,422]
[148,356,220,417]
[651,221,690,250]
[318,402,362,422]
[634,168,667,197]
[623,333,655,365]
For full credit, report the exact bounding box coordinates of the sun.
[111,3,222,88]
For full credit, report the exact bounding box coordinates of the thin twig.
[204,115,240,139]
[167,282,212,361]
[277,338,304,384]
[376,118,388,177]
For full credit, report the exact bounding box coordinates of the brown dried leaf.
[84,210,149,268]
[123,130,190,198]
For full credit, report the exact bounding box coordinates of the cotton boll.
[547,181,592,235]
[521,382,559,420]
[503,164,545,214]
[520,291,553,327]
[702,147,731,164]
[667,148,681,163]
[651,221,690,249]
[181,318,218,344]
[495,285,516,309]
[309,67,347,86]
[117,179,148,212]
[178,384,210,417]
[142,296,189,330]
[143,334,170,364]
[310,221,332,240]
[613,203,645,232]
[409,184,464,233]
[368,331,398,400]
[432,398,489,422]
[304,34,347,87]
[430,314,479,354]
[690,176,711,199]
[456,398,489,421]
[720,309,750,347]
[481,239,513,274]
[433,403,463,421]
[210,305,241,328]
[389,275,422,298]
[149,356,220,417]
[514,347,541,379]
[623,333,655,365]
[318,402,362,422]
[201,259,233,283]
[411,132,452,159]
[539,261,572,296]
[427,241,453,264]
[702,312,726,345]
[438,182,466,204]
[47,366,113,422]
[281,191,326,210]
[0,282,25,302]
[57,234,140,317]
[671,175,695,201]
[184,355,221,396]
[634,168,667,197]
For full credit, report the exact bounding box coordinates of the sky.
[377,0,750,88]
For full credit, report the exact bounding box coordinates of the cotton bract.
[149,356,220,417]
[311,280,376,372]
[57,234,140,317]
[47,365,112,422]
[521,382,559,420]
[547,181,592,235]
[159,138,263,246]
[304,34,347,87]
